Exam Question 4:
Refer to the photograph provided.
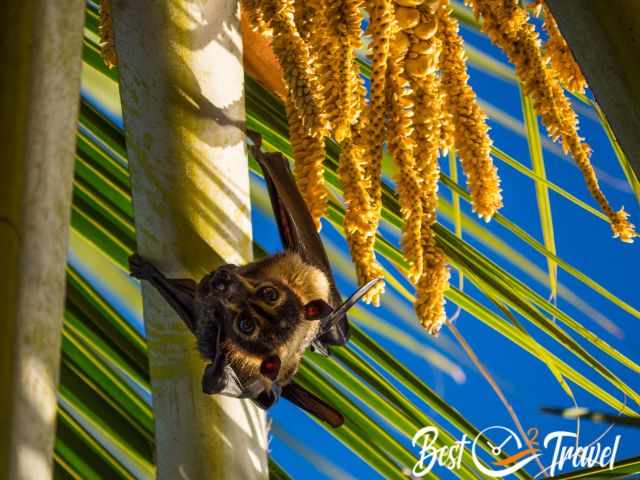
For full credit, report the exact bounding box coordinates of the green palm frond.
[520,89,557,301]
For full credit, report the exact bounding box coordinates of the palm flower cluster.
[467,0,635,243]
[242,0,502,333]
[535,1,587,94]
[99,0,636,335]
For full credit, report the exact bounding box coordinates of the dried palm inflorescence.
[265,0,498,333]
[438,6,503,221]
[235,0,639,329]
[536,1,587,94]
[467,0,635,243]
[99,0,636,335]
[263,0,501,333]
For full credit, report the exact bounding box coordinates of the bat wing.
[281,381,344,428]
[252,141,349,347]
[129,254,198,333]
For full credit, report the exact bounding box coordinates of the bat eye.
[212,270,232,292]
[237,313,256,335]
[258,286,279,303]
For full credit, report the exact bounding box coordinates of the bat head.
[194,253,333,387]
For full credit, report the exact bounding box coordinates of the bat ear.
[260,355,281,380]
[318,278,383,336]
[304,299,333,320]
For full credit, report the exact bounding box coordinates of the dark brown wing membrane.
[281,381,344,428]
[129,254,198,333]
[249,134,349,346]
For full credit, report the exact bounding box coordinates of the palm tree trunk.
[0,2,85,479]
[110,1,268,478]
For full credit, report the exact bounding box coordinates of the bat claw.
[128,254,158,280]
[246,129,262,149]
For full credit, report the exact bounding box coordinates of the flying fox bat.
[129,130,381,428]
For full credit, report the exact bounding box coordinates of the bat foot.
[128,254,158,280]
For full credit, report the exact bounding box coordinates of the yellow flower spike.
[386,22,425,284]
[339,128,375,235]
[415,241,450,334]
[414,16,438,40]
[405,55,437,77]
[437,5,503,221]
[99,0,117,69]
[391,30,412,56]
[323,0,365,141]
[541,3,587,94]
[311,0,380,293]
[468,0,636,242]
[287,102,328,229]
[345,218,386,305]
[611,208,636,244]
[268,0,329,139]
[435,68,455,156]
[303,0,346,137]
[257,0,331,228]
[343,0,367,127]
[396,7,422,30]
[408,26,450,334]
[412,72,442,202]
[411,40,437,55]
[339,113,386,305]
[351,225,387,305]
[363,0,393,241]
[349,231,386,305]
[293,0,314,39]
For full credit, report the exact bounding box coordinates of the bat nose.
[225,281,247,304]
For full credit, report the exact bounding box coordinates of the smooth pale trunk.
[110,0,268,478]
[0,1,85,479]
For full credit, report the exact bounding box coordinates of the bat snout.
[224,281,248,304]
